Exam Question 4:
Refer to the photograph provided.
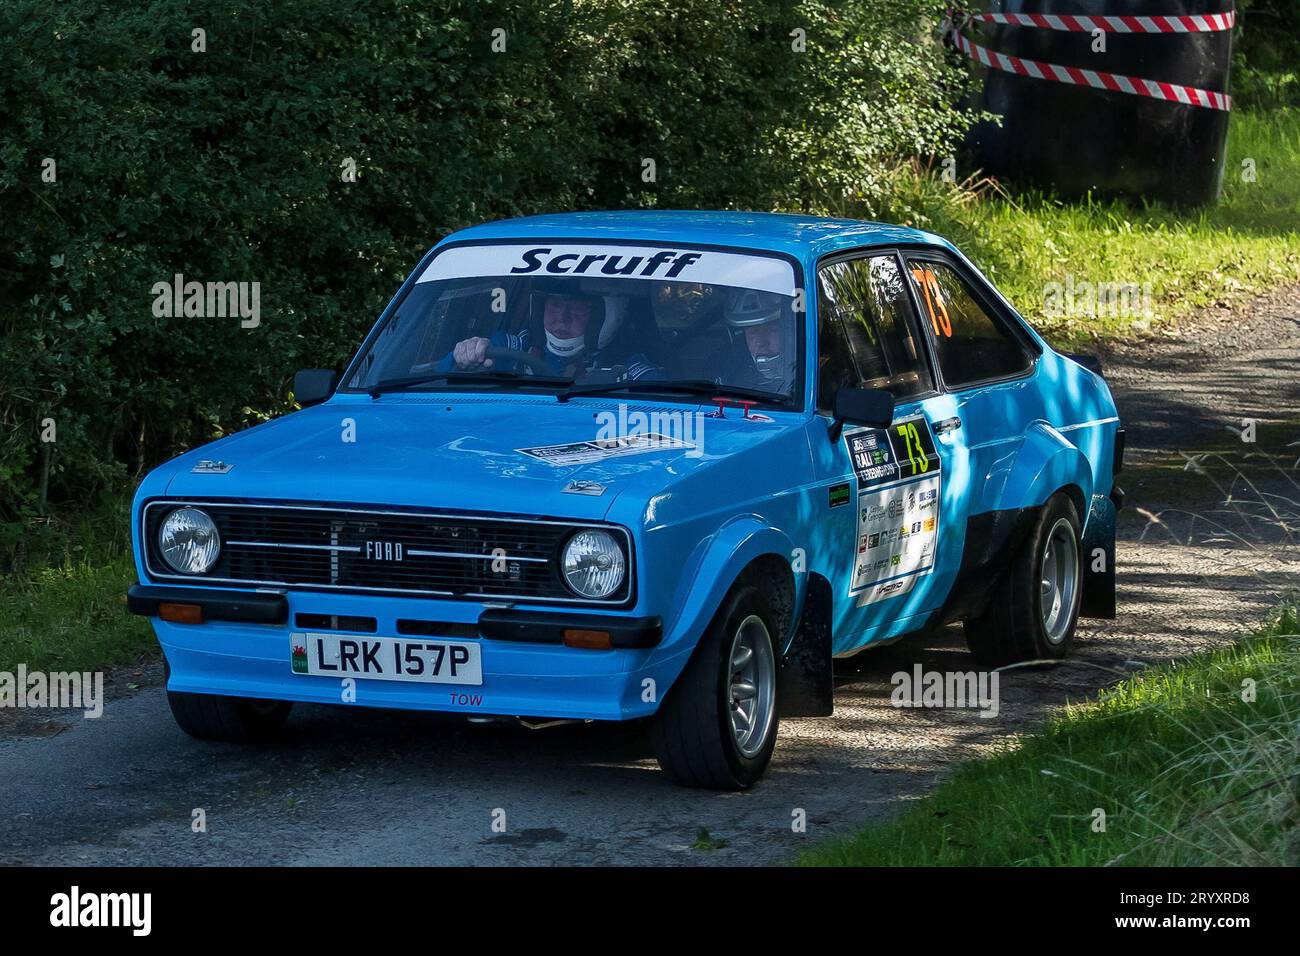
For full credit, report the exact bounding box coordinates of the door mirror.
[293,369,338,408]
[828,387,894,442]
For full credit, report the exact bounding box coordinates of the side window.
[816,254,933,411]
[906,259,1032,388]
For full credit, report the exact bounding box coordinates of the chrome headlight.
[158,507,221,574]
[561,529,626,600]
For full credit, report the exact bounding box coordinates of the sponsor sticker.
[518,433,694,466]
[418,243,798,297]
[191,459,233,474]
[845,416,943,604]
[563,479,607,496]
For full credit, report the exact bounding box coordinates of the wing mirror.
[293,369,339,408]
[828,387,894,442]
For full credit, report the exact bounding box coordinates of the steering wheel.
[484,346,553,376]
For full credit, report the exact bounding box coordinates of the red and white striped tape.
[947,7,1234,111]
[970,10,1235,33]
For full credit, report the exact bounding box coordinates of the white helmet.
[724,288,785,328]
[597,296,628,349]
[724,289,792,391]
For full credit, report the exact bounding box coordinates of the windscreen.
[344,243,802,402]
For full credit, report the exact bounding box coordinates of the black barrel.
[965,0,1234,205]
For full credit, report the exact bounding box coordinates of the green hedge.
[1235,0,1300,109]
[0,0,971,565]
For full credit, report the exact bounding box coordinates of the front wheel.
[964,492,1083,666]
[167,690,293,742]
[651,583,780,789]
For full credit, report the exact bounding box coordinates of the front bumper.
[130,584,681,722]
[128,584,289,624]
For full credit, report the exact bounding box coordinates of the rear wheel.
[651,584,780,789]
[167,690,292,742]
[964,492,1083,666]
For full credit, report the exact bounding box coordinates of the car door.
[901,252,1040,525]
[807,250,974,654]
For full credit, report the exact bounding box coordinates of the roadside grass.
[797,607,1300,867]
[0,495,155,674]
[869,109,1300,347]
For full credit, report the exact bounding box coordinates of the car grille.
[142,501,632,605]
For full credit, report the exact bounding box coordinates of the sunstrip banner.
[947,9,1234,112]
[419,243,799,296]
[969,10,1235,33]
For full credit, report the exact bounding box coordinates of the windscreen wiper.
[367,370,572,397]
[557,379,789,405]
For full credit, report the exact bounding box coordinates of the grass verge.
[0,497,155,674]
[798,607,1300,867]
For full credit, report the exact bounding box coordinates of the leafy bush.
[0,0,972,566]
[1234,0,1300,110]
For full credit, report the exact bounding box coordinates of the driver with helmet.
[439,288,660,381]
[720,288,796,395]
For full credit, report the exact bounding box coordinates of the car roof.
[439,210,956,262]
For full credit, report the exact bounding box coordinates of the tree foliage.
[0,0,972,558]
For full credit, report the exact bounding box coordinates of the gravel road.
[2,286,1297,866]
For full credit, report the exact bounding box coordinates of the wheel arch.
[994,421,1095,526]
[666,533,828,718]
[736,553,798,648]
[662,516,801,661]
[938,423,1093,629]
[1057,482,1087,523]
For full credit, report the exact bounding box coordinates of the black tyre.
[167,690,292,742]
[964,492,1083,666]
[651,583,780,789]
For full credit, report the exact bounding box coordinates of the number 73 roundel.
[844,415,942,606]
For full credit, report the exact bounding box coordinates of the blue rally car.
[128,211,1124,789]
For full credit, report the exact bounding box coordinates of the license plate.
[290,632,482,685]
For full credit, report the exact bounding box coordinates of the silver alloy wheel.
[728,614,776,758]
[1039,517,1080,644]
